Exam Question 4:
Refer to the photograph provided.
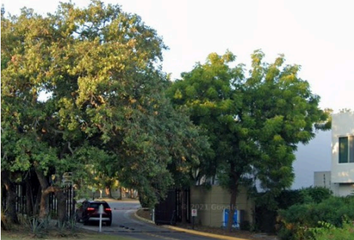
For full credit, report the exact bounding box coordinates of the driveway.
[78,199,240,240]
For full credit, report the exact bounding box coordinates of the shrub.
[309,220,354,240]
[300,186,332,204]
[240,220,250,231]
[254,186,333,234]
[277,196,354,240]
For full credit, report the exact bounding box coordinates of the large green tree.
[167,50,329,231]
[1,0,207,224]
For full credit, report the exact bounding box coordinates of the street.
[79,199,225,240]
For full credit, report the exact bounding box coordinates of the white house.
[330,112,354,196]
[313,171,331,188]
[314,112,354,196]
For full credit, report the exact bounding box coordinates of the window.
[339,136,354,163]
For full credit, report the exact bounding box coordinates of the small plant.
[27,215,50,238]
[1,212,11,231]
[49,210,58,219]
[55,217,78,237]
[67,216,78,234]
[56,220,68,237]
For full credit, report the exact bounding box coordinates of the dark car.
[76,200,112,226]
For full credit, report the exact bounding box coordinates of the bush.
[300,186,332,204]
[240,220,250,231]
[254,186,333,234]
[309,220,354,240]
[277,196,354,240]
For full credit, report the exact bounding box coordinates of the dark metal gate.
[2,182,75,221]
[154,188,190,225]
[65,185,75,220]
[155,190,177,225]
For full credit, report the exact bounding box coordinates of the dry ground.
[136,209,278,240]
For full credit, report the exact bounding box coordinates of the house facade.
[315,112,354,196]
[330,112,354,196]
[314,171,331,189]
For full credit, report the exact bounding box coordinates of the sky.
[2,0,353,188]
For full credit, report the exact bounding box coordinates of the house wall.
[331,183,354,196]
[331,112,354,184]
[293,131,331,189]
[314,171,331,188]
[190,185,254,228]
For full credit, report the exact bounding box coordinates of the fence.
[3,182,75,221]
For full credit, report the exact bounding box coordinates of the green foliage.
[26,216,51,238]
[257,186,333,210]
[309,220,354,240]
[277,196,354,240]
[167,50,329,217]
[278,219,354,240]
[56,217,78,237]
[300,186,333,204]
[1,0,208,213]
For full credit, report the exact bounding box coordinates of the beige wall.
[190,185,254,228]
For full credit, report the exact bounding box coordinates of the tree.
[339,108,353,113]
[167,50,330,231]
[1,0,207,224]
[1,7,60,222]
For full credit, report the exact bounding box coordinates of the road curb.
[163,225,249,240]
[134,209,249,240]
[133,209,155,224]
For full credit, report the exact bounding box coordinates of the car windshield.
[89,202,109,208]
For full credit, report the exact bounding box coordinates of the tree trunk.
[119,187,124,200]
[55,190,66,225]
[1,171,18,224]
[35,165,68,223]
[227,186,237,232]
[34,164,50,219]
[38,189,49,219]
[4,182,18,224]
[105,187,112,198]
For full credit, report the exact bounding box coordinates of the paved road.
[78,199,224,240]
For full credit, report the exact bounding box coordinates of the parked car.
[76,200,112,226]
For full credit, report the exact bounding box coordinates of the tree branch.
[67,142,74,154]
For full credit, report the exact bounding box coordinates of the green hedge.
[254,186,333,233]
[277,196,354,240]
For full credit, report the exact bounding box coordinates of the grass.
[1,231,137,240]
[1,226,137,240]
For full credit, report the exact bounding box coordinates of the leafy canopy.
[1,0,208,207]
[168,50,329,205]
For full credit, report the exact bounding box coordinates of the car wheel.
[106,220,112,226]
[83,220,89,225]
